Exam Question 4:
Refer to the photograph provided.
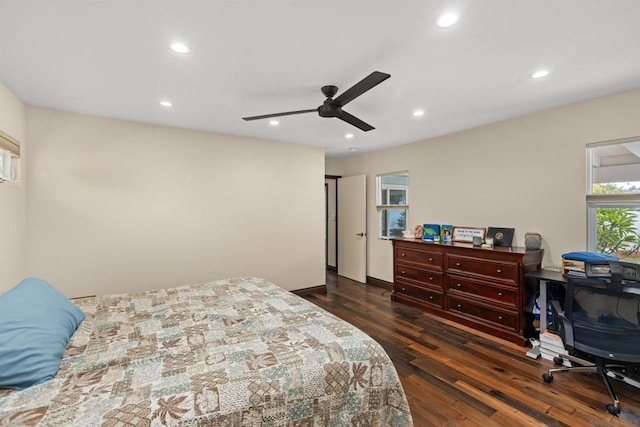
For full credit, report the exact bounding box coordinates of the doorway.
[325,176,339,272]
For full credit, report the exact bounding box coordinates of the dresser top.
[392,237,539,255]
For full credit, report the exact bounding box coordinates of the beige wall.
[331,89,640,283]
[325,158,345,176]
[26,108,325,297]
[0,81,27,292]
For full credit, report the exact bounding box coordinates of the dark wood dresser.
[392,238,543,345]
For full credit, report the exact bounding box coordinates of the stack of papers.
[539,330,571,367]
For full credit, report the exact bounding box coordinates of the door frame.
[325,175,340,271]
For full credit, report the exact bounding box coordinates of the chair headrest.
[584,260,640,284]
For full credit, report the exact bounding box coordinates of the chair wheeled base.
[542,353,640,416]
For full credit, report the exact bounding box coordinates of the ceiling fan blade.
[242,109,316,121]
[337,111,375,132]
[330,71,390,108]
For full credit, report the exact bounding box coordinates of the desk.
[526,269,566,333]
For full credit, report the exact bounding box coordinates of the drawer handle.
[498,292,503,297]
[429,277,434,281]
[401,288,406,291]
[455,262,461,266]
[429,296,434,300]
[457,304,462,308]
[401,253,406,257]
[456,283,462,288]
[401,270,406,274]
[498,315,503,320]
[496,269,502,273]
[428,257,433,261]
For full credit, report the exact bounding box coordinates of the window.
[587,137,640,263]
[377,171,408,238]
[0,130,20,183]
[0,150,18,182]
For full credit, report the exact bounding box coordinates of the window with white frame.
[377,171,408,238]
[0,130,20,183]
[0,149,18,183]
[587,137,640,263]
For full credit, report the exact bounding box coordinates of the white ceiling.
[1,1,640,157]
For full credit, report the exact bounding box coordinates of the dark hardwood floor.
[300,271,640,426]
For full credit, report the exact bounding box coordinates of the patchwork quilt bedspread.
[0,277,412,426]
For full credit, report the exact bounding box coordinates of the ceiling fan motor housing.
[318,85,341,117]
[321,85,338,98]
[318,102,341,117]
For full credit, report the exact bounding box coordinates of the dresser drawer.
[446,274,517,307]
[447,255,518,283]
[395,264,443,288]
[395,246,443,270]
[448,295,517,330]
[395,283,444,308]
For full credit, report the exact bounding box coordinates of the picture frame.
[486,227,514,247]
[441,224,453,243]
[422,224,440,241]
[452,226,486,243]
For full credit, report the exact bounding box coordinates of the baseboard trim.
[326,265,337,272]
[366,276,393,290]
[291,284,327,296]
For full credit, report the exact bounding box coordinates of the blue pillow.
[0,278,85,389]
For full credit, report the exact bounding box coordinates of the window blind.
[0,130,20,156]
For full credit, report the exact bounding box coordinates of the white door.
[338,175,366,283]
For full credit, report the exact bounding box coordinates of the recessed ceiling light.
[413,109,425,117]
[348,147,359,152]
[436,12,459,28]
[345,133,354,139]
[530,69,550,79]
[169,42,190,54]
[269,120,279,126]
[160,100,172,107]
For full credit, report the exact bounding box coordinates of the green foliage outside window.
[397,210,406,230]
[593,183,640,258]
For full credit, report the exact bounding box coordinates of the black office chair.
[541,261,640,415]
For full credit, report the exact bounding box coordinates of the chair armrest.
[549,299,562,319]
[550,299,574,349]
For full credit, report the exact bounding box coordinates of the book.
[540,341,567,354]
[539,330,567,354]
[422,224,440,241]
[540,330,564,344]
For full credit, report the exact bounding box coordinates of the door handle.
[356,232,365,237]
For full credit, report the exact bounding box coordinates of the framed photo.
[441,224,453,243]
[452,226,486,243]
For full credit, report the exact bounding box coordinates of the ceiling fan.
[242,71,390,132]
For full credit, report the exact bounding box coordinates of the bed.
[0,276,413,426]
